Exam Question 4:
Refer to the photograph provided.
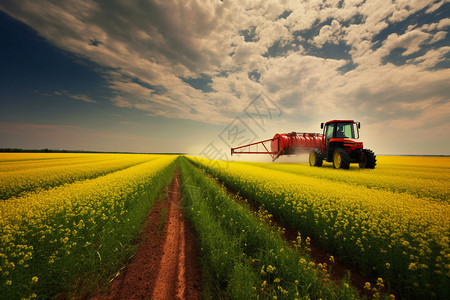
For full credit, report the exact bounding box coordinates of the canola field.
[191,156,449,299]
[0,153,177,299]
[1,153,448,299]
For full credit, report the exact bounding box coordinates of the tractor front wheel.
[333,148,350,169]
[359,149,377,169]
[309,150,323,167]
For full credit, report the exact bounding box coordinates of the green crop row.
[180,157,357,299]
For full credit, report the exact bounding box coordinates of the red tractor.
[311,120,376,169]
[231,120,376,169]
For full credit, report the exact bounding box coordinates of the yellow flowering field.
[0,153,122,172]
[192,156,450,299]
[0,154,160,200]
[241,156,449,202]
[0,154,177,299]
[0,153,86,162]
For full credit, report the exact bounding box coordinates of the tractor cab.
[321,120,361,147]
[313,120,376,169]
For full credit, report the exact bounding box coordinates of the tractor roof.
[325,120,355,125]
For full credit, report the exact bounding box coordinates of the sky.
[0,0,449,157]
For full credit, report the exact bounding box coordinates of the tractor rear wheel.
[359,149,376,169]
[309,150,323,167]
[333,148,350,169]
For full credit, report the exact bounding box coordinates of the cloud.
[429,31,447,44]
[437,17,450,29]
[382,29,430,56]
[425,0,446,14]
[365,96,450,154]
[313,20,343,47]
[61,90,97,103]
[231,42,266,69]
[108,75,230,124]
[259,53,346,111]
[35,90,97,103]
[410,46,450,68]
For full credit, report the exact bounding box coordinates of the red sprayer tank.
[271,132,323,155]
[231,132,323,161]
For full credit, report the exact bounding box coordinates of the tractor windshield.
[335,122,359,139]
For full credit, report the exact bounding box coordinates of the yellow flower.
[32,276,38,283]
[409,263,417,271]
[266,265,276,273]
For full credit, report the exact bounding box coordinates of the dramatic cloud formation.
[0,0,449,154]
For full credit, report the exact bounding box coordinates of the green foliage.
[180,157,356,299]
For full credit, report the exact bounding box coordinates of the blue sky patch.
[180,74,215,93]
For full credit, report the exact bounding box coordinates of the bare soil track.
[93,169,201,300]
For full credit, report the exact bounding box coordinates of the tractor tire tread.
[333,148,350,169]
[362,149,377,169]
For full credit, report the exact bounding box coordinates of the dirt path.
[93,169,201,300]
